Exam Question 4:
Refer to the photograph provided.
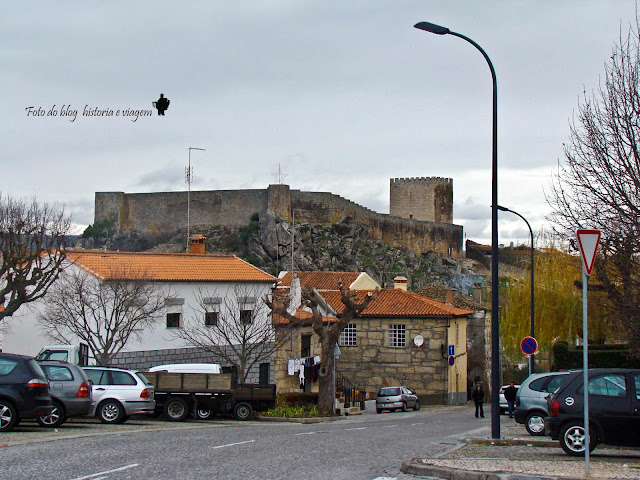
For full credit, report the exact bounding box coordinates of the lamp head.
[496,205,509,212]
[414,22,450,35]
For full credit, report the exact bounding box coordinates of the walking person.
[472,384,484,418]
[504,382,517,418]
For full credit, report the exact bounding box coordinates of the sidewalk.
[401,417,640,479]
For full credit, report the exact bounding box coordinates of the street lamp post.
[187,147,206,250]
[497,205,535,376]
[414,21,500,439]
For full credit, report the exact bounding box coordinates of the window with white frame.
[165,298,185,328]
[203,297,221,327]
[388,324,406,347]
[339,323,357,346]
[238,295,256,325]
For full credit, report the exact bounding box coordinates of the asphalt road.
[0,405,487,480]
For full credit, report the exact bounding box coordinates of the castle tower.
[389,177,453,223]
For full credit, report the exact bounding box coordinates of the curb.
[400,459,601,480]
[468,438,557,448]
[254,415,343,424]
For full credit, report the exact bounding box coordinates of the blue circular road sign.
[521,336,538,355]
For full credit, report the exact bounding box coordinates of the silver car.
[37,361,92,427]
[514,372,570,435]
[82,366,155,424]
[376,386,420,413]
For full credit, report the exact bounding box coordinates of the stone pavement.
[401,417,640,479]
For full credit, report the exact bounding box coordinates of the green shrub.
[551,341,640,370]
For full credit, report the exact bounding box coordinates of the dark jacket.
[472,388,484,404]
[504,385,517,402]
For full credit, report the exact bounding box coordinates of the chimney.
[288,273,301,314]
[189,234,207,254]
[445,289,454,305]
[393,276,408,291]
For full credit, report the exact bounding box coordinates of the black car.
[0,352,53,432]
[545,368,640,456]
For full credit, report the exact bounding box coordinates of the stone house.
[0,237,279,383]
[273,273,473,405]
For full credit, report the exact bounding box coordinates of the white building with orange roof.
[0,238,279,383]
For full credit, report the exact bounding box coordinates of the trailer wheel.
[233,402,253,421]
[195,408,213,420]
[164,397,190,422]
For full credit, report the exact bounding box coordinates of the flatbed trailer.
[142,371,276,421]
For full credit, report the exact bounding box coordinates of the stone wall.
[110,345,274,385]
[95,182,463,257]
[389,177,453,223]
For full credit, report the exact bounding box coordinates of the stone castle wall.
[390,177,453,223]
[95,180,462,257]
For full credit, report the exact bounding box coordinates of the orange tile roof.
[64,250,278,283]
[272,308,337,325]
[278,271,362,290]
[320,289,474,318]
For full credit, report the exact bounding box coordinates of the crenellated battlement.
[390,177,453,184]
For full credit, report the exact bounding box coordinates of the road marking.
[411,422,424,425]
[212,440,255,449]
[68,463,138,480]
[293,432,316,436]
[345,427,367,431]
[372,477,397,480]
[381,424,397,428]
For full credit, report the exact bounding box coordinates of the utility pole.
[186,147,205,250]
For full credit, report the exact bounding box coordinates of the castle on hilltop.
[95,177,463,257]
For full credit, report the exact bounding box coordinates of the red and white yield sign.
[521,336,538,356]
[577,229,601,276]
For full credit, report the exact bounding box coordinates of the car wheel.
[195,409,213,420]
[376,409,382,414]
[559,422,597,456]
[525,412,546,436]
[164,397,190,422]
[233,402,253,421]
[97,400,125,424]
[0,400,18,432]
[401,402,408,412]
[413,400,420,411]
[37,400,66,428]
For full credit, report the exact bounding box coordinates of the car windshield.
[137,372,152,386]
[379,387,400,396]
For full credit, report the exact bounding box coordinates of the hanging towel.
[288,359,296,376]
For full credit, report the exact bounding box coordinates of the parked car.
[545,368,640,456]
[498,384,520,414]
[82,366,155,424]
[514,372,570,436]
[376,386,420,413]
[37,361,92,427]
[0,352,53,432]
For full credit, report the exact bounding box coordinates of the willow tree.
[501,242,615,360]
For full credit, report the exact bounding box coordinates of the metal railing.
[335,372,367,410]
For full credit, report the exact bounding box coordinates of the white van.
[148,363,221,374]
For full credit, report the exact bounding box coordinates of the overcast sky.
[2,1,637,245]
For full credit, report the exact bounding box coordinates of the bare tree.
[171,286,290,383]
[38,267,173,365]
[265,283,378,414]
[547,17,640,355]
[0,195,71,322]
